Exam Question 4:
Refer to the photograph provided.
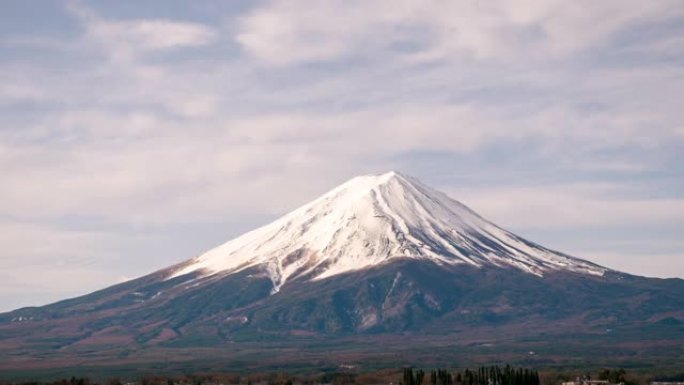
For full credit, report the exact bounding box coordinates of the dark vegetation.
[0,366,675,385]
[651,373,684,382]
[402,366,540,385]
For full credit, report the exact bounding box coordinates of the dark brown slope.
[1,259,683,372]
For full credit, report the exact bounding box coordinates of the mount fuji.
[170,171,605,288]
[1,172,683,372]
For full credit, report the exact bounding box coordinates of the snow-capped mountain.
[1,171,683,372]
[170,171,605,291]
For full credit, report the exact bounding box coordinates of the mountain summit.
[1,172,683,372]
[171,171,605,291]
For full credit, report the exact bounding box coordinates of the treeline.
[0,378,110,385]
[652,373,684,382]
[0,366,668,385]
[403,366,541,385]
[597,369,628,385]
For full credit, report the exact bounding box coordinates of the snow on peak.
[169,171,607,291]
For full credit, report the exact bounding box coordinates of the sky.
[0,0,683,312]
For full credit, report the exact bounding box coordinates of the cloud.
[97,20,217,51]
[67,2,217,60]
[0,93,681,226]
[562,251,684,279]
[0,221,117,262]
[452,183,684,229]
[0,219,134,312]
[45,2,223,118]
[0,83,48,104]
[235,0,683,65]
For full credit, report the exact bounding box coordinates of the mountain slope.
[0,171,682,372]
[170,171,605,292]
